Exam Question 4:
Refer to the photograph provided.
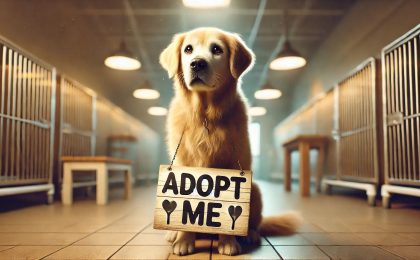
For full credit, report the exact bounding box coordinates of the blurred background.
[0,0,418,182]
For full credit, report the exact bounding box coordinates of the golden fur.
[160,27,300,256]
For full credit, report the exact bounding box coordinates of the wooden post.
[299,142,310,197]
[284,147,291,192]
[316,145,325,192]
[62,163,73,205]
[96,164,108,205]
[124,168,132,200]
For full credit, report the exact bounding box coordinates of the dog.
[159,27,301,256]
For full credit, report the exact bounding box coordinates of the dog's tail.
[259,211,302,236]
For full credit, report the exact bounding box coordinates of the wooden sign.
[153,165,252,236]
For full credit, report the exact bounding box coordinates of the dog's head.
[160,27,255,92]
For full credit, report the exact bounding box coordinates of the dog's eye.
[211,44,223,55]
[184,45,193,54]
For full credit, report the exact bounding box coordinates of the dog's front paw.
[218,235,242,256]
[165,231,178,243]
[172,232,195,256]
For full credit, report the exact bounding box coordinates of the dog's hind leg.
[243,182,263,244]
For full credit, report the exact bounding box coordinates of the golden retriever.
[160,27,300,256]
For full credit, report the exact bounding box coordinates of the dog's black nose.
[190,59,208,72]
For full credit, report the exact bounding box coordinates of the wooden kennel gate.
[322,58,379,205]
[0,37,56,202]
[381,24,420,207]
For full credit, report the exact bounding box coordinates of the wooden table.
[61,156,132,205]
[283,135,328,197]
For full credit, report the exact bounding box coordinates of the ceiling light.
[183,0,230,8]
[255,83,282,100]
[104,41,141,71]
[270,41,306,70]
[148,106,167,116]
[133,82,160,100]
[249,107,267,117]
[270,0,306,71]
[133,89,160,99]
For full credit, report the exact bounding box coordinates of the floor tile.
[266,234,313,246]
[212,245,280,259]
[75,233,136,245]
[320,246,403,260]
[0,224,69,233]
[128,233,171,246]
[382,246,420,260]
[0,233,88,245]
[356,233,418,245]
[141,225,167,234]
[398,233,420,245]
[345,223,387,233]
[312,221,352,233]
[302,233,369,245]
[110,245,172,259]
[99,224,148,233]
[274,245,330,260]
[61,223,107,232]
[380,225,420,233]
[0,245,62,260]
[297,223,324,233]
[45,245,120,259]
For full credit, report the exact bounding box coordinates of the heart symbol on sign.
[228,205,243,230]
[162,200,177,225]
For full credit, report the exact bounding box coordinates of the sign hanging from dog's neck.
[153,165,252,236]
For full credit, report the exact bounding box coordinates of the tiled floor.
[0,181,419,259]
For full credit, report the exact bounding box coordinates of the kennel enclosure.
[0,36,56,202]
[322,58,380,205]
[274,58,380,205]
[381,24,420,207]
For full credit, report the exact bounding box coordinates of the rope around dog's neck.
[167,122,245,175]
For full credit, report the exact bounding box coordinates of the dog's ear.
[227,33,255,79]
[159,33,185,78]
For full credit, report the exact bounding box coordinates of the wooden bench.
[283,135,328,197]
[61,156,132,205]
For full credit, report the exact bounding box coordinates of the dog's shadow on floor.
[239,243,261,254]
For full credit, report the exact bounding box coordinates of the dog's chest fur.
[167,95,248,169]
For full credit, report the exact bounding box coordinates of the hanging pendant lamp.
[270,1,306,71]
[255,82,282,100]
[133,81,160,100]
[105,41,141,71]
[249,107,267,117]
[148,106,168,116]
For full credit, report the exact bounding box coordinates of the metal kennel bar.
[381,24,420,208]
[322,58,379,205]
[0,36,56,202]
[57,76,96,183]
[337,58,378,183]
